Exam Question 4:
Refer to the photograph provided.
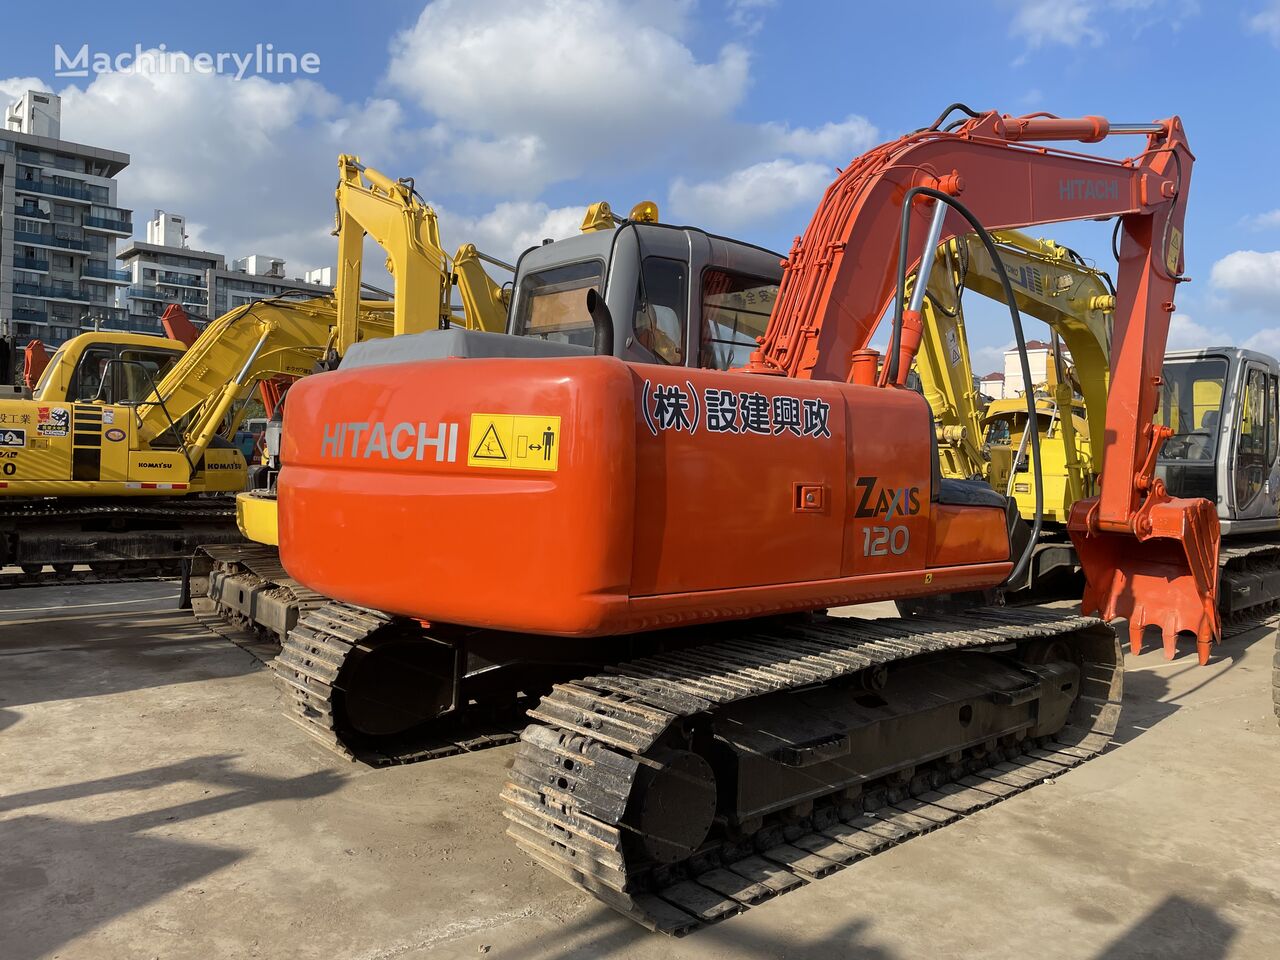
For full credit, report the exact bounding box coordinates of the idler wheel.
[632,748,717,863]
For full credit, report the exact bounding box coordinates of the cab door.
[1231,362,1279,520]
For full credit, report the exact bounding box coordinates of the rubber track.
[502,607,1122,936]
[272,601,522,766]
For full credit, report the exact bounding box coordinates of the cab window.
[33,346,65,397]
[118,348,181,402]
[1269,375,1279,468]
[72,347,113,401]
[984,418,1012,446]
[699,269,777,370]
[633,257,688,365]
[511,260,603,348]
[1155,358,1228,462]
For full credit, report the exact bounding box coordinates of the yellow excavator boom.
[133,296,393,459]
[332,156,509,356]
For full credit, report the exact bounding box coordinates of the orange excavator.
[271,107,1206,932]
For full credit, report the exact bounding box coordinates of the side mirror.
[586,288,614,357]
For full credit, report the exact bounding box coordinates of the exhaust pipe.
[586,288,614,356]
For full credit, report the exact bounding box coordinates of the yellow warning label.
[467,413,561,471]
[1166,226,1183,276]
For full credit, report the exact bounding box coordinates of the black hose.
[923,102,982,132]
[886,186,1043,588]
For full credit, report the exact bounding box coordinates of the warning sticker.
[945,328,961,366]
[467,413,560,471]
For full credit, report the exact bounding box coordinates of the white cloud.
[1248,1,1280,45]
[1166,313,1228,350]
[23,57,408,278]
[758,115,878,162]
[1209,250,1280,306]
[669,159,831,231]
[387,0,750,194]
[434,200,586,264]
[726,0,776,34]
[971,341,1015,378]
[0,76,53,102]
[1006,0,1197,56]
[1242,209,1280,230]
[665,113,877,232]
[1243,327,1280,355]
[1010,0,1104,50]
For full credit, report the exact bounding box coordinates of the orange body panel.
[928,504,1010,568]
[279,356,1010,637]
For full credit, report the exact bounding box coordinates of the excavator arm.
[451,243,512,330]
[749,109,1218,656]
[915,229,1115,494]
[134,296,393,466]
[912,239,985,479]
[332,156,509,356]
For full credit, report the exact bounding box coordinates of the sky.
[3,0,1278,375]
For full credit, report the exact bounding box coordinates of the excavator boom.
[332,155,508,357]
[742,110,1215,654]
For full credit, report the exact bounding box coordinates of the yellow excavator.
[0,296,398,583]
[913,230,1115,598]
[186,154,513,634]
[0,156,508,586]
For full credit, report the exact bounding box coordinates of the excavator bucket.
[1068,494,1220,663]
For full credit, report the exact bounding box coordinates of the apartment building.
[0,90,133,375]
[119,210,332,329]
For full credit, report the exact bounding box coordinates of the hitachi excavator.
[269,107,1206,931]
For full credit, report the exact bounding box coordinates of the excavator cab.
[334,220,783,375]
[508,223,781,369]
[1157,348,1280,532]
[32,332,185,404]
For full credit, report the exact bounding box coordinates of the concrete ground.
[1,583,1278,960]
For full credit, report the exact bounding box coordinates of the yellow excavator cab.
[33,331,187,404]
[983,396,1094,524]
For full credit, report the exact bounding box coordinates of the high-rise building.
[0,90,134,377]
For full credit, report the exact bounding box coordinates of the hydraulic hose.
[886,186,1043,589]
